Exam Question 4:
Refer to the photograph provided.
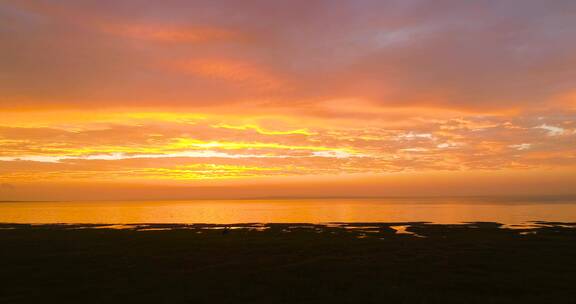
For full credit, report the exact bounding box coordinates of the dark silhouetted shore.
[1,222,576,303]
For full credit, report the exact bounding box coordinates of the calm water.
[2,197,576,224]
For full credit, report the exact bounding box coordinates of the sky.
[1,0,575,200]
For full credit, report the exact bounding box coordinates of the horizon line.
[2,194,576,203]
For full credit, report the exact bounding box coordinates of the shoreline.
[2,221,576,303]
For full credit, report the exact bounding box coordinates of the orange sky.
[1,1,575,200]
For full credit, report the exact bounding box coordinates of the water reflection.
[2,221,574,240]
[391,225,423,237]
[0,198,576,224]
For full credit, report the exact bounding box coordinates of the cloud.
[536,124,565,136]
[171,58,285,91]
[1,0,576,112]
[103,24,241,43]
[0,1,575,196]
[0,111,574,182]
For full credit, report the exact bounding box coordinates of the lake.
[2,196,576,224]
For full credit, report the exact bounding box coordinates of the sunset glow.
[1,1,575,200]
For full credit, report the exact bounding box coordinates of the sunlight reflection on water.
[1,198,576,224]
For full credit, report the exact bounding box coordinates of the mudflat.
[1,222,575,303]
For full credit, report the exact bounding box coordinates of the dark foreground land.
[1,222,576,304]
